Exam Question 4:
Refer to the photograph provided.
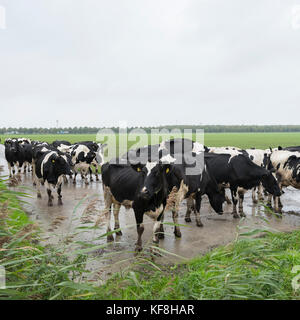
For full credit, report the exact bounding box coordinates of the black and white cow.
[101,155,177,251]
[70,144,97,185]
[33,144,72,206]
[69,141,107,182]
[4,138,25,179]
[269,150,300,212]
[162,151,225,231]
[200,153,281,218]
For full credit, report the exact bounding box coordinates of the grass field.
[1,132,300,150]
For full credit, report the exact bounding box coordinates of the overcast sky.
[0,0,300,128]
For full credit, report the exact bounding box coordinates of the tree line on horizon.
[1,125,300,135]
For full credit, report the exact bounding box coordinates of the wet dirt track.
[1,144,300,281]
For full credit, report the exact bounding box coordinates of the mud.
[1,144,300,282]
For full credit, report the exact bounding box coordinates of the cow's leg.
[266,193,272,208]
[172,209,181,237]
[194,193,203,227]
[57,184,63,205]
[252,187,258,204]
[32,162,37,186]
[238,188,246,217]
[103,186,114,241]
[94,164,100,181]
[113,203,122,236]
[225,194,232,205]
[45,181,53,206]
[16,162,22,181]
[7,163,12,178]
[73,171,77,184]
[36,179,42,198]
[57,176,63,205]
[134,211,144,252]
[257,184,264,201]
[82,168,89,185]
[231,188,239,218]
[23,162,27,174]
[63,175,68,184]
[158,213,165,239]
[185,197,194,222]
[89,167,93,182]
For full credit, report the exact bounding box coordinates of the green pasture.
[1,132,300,151]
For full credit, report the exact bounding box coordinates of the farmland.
[1,132,300,150]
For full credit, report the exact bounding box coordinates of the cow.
[33,144,72,206]
[269,150,300,212]
[4,138,25,179]
[101,154,177,251]
[199,153,281,218]
[73,141,107,182]
[162,151,225,231]
[124,138,204,163]
[243,148,273,203]
[70,144,97,185]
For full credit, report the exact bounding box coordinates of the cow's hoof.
[37,193,42,199]
[134,245,143,254]
[107,234,114,242]
[58,199,63,206]
[115,229,122,236]
[174,230,182,238]
[252,199,258,204]
[266,202,272,208]
[196,221,203,227]
[153,237,159,244]
[240,212,246,218]
[33,182,36,187]
[48,201,53,207]
[73,181,76,185]
[158,232,165,239]
[232,212,240,218]
[185,217,192,223]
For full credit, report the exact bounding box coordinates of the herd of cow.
[3,137,300,251]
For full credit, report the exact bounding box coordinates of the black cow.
[123,138,204,164]
[33,145,72,206]
[102,156,176,251]
[201,153,281,218]
[161,152,225,231]
[4,138,25,179]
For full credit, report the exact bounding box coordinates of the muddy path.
[1,144,300,282]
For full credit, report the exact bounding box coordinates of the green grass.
[94,230,300,300]
[1,132,300,150]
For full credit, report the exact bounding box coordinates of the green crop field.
[1,132,300,150]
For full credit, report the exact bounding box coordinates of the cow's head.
[6,139,19,154]
[132,155,176,201]
[48,154,72,184]
[261,170,281,197]
[207,185,225,215]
